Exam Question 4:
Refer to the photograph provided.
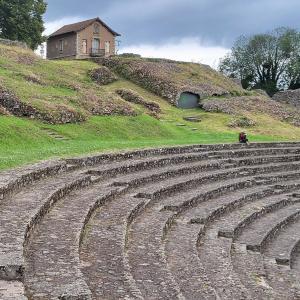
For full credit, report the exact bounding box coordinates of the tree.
[219,28,300,96]
[0,0,47,50]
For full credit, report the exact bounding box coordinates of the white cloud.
[38,19,229,68]
[44,16,82,36]
[119,37,229,68]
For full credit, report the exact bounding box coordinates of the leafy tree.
[219,28,300,96]
[0,0,47,49]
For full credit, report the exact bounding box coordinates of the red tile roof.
[48,17,121,38]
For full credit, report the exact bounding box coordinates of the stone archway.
[177,92,200,109]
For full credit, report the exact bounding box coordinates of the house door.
[92,38,100,54]
[82,39,87,54]
[105,41,110,55]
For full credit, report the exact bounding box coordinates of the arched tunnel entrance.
[177,92,200,109]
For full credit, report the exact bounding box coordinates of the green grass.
[0,44,299,171]
[0,45,125,117]
[0,111,297,171]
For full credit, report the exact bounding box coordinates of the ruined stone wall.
[0,38,28,49]
[0,87,86,124]
[272,89,300,108]
[98,57,230,106]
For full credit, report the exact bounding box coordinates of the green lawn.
[0,45,299,171]
[0,113,295,171]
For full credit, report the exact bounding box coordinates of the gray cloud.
[45,0,300,47]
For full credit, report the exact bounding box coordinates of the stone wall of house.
[47,33,77,60]
[0,38,28,49]
[272,89,300,108]
[76,21,116,59]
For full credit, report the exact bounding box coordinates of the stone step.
[25,158,298,298]
[27,157,217,299]
[73,149,300,184]
[168,224,250,300]
[159,169,300,211]
[176,183,300,298]
[110,159,300,189]
[232,242,300,299]
[165,222,218,299]
[0,160,67,201]
[162,181,300,299]
[0,142,300,299]
[264,214,300,267]
[109,160,223,187]
[87,153,300,192]
[227,153,300,166]
[198,227,252,299]
[86,151,218,177]
[67,143,208,167]
[79,161,258,296]
[228,152,300,170]
[135,163,293,201]
[125,170,300,299]
[0,280,27,300]
[291,241,300,273]
[230,243,279,299]
[236,203,300,253]
[66,142,300,168]
[0,145,297,199]
[126,208,183,299]
[183,116,201,122]
[24,183,124,300]
[80,195,145,300]
[127,182,251,299]
[263,257,300,299]
[79,162,300,296]
[87,148,300,178]
[0,172,91,282]
[217,193,300,239]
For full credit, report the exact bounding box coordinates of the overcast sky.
[44,0,300,67]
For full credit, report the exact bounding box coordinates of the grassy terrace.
[1,110,298,171]
[0,45,299,171]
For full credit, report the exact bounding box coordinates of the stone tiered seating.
[1,143,300,299]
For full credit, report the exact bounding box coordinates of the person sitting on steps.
[239,132,249,144]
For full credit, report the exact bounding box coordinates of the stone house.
[47,17,120,60]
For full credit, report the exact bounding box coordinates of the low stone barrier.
[0,38,28,49]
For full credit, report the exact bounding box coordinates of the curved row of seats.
[1,142,300,299]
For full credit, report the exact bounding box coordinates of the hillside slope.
[0,44,135,123]
[0,44,300,170]
[99,55,246,105]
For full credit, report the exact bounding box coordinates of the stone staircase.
[1,143,300,299]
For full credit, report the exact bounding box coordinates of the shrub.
[89,66,118,85]
[118,53,142,58]
[228,116,256,128]
[116,88,161,117]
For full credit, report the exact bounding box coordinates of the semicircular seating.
[1,142,300,299]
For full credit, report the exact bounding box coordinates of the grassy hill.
[0,44,300,170]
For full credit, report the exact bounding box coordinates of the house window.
[94,23,100,34]
[105,41,110,54]
[92,38,100,54]
[82,39,87,54]
[59,39,64,52]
